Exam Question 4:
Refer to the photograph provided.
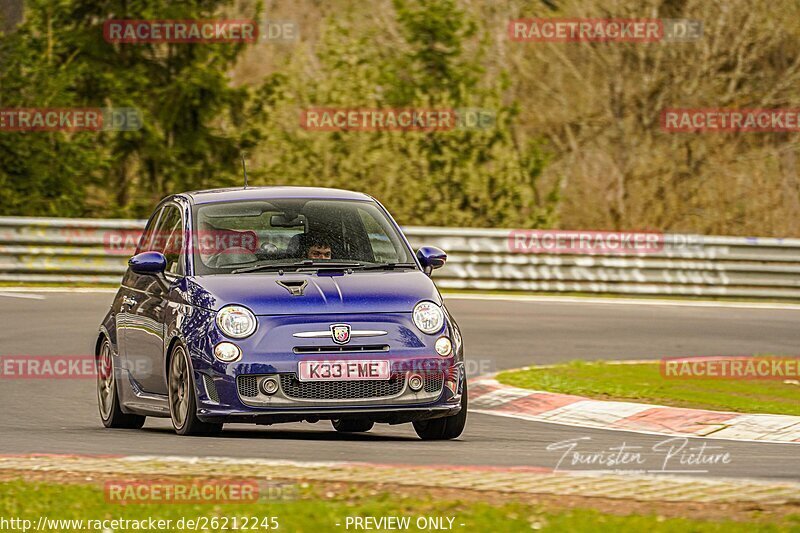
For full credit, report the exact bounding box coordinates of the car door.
[125,204,185,394]
[117,207,163,375]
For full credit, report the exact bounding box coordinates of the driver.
[304,233,332,260]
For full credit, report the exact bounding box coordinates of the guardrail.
[1,216,799,300]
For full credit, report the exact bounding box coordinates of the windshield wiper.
[356,262,418,271]
[297,261,367,272]
[231,260,314,274]
[231,260,365,274]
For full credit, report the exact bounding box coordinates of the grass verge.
[0,479,797,532]
[496,360,800,416]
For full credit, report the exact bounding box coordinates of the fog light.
[435,336,452,357]
[213,342,241,362]
[260,377,279,395]
[408,374,424,391]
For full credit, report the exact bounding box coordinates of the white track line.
[0,292,45,300]
[0,287,115,294]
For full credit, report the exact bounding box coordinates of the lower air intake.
[203,374,220,403]
[280,373,406,400]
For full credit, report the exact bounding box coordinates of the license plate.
[298,360,391,381]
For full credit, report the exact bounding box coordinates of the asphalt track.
[1,291,798,481]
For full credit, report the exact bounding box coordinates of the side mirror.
[129,251,167,275]
[416,246,447,276]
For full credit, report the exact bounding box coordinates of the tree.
[248,0,556,228]
[0,0,260,217]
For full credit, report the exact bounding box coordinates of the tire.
[412,381,468,441]
[168,345,223,436]
[97,338,146,429]
[332,419,375,433]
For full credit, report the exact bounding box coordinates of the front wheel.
[168,345,222,436]
[413,382,467,440]
[97,339,146,429]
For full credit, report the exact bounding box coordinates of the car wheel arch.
[95,329,113,360]
[94,334,105,358]
[164,336,185,379]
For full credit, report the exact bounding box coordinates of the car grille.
[280,373,405,400]
[238,375,260,398]
[293,344,389,354]
[236,372,445,402]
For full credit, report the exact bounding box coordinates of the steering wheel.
[206,246,258,268]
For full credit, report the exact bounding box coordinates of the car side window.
[135,208,164,255]
[151,205,185,276]
[357,207,402,263]
[146,205,184,276]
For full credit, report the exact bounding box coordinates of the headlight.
[413,301,444,334]
[216,305,257,339]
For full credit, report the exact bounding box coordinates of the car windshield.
[191,198,414,275]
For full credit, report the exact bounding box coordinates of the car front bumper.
[192,357,465,424]
[185,310,465,424]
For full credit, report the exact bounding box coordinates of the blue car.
[96,187,467,439]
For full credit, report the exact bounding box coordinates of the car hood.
[187,270,442,315]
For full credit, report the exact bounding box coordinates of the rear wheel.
[97,339,146,429]
[413,382,467,441]
[168,345,223,436]
[332,419,374,433]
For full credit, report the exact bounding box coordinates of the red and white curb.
[470,379,800,443]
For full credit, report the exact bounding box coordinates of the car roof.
[180,186,374,205]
